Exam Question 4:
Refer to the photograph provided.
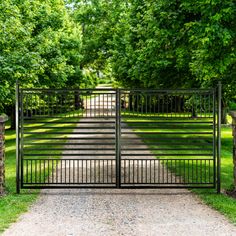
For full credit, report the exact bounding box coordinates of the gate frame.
[16,82,222,193]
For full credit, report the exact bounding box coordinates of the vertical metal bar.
[145,93,148,114]
[30,160,32,183]
[183,159,185,183]
[48,159,50,183]
[61,159,63,183]
[200,160,202,184]
[39,160,41,183]
[26,160,28,183]
[213,89,216,186]
[129,160,131,183]
[43,160,46,183]
[90,93,92,117]
[141,160,143,183]
[102,94,104,117]
[208,160,211,183]
[51,160,53,184]
[188,160,190,184]
[86,160,88,184]
[106,92,109,117]
[154,160,156,183]
[106,160,108,183]
[90,160,92,183]
[192,160,194,183]
[111,159,113,183]
[82,160,84,183]
[98,93,101,117]
[35,159,37,183]
[20,88,24,187]
[16,80,20,193]
[56,160,58,183]
[217,82,222,193]
[65,160,67,183]
[149,160,151,184]
[103,160,104,183]
[174,160,177,183]
[69,160,71,183]
[137,160,139,183]
[153,94,156,115]
[116,89,121,188]
[166,160,168,183]
[149,94,152,115]
[94,92,96,117]
[166,95,168,117]
[73,160,75,183]
[98,160,100,183]
[94,160,96,183]
[124,159,126,183]
[79,160,82,183]
[146,160,148,183]
[85,93,88,117]
[196,160,198,183]
[133,160,135,183]
[162,160,164,183]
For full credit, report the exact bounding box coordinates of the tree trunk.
[74,91,80,109]
[221,100,228,124]
[128,94,133,111]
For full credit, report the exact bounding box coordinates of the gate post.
[116,89,121,188]
[0,114,8,195]
[229,111,236,191]
[217,81,222,193]
[16,80,20,193]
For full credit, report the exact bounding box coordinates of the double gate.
[16,85,221,193]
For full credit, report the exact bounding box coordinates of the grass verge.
[0,129,38,233]
[192,126,236,224]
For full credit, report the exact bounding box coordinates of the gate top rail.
[120,89,215,94]
[20,88,117,92]
[19,88,215,93]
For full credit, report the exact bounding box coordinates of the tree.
[110,0,235,122]
[0,0,85,124]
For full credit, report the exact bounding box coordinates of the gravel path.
[3,91,236,236]
[2,188,236,236]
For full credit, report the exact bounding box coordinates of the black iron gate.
[16,84,221,193]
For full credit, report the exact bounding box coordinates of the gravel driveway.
[3,91,236,236]
[2,188,236,236]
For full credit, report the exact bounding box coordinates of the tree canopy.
[0,0,88,113]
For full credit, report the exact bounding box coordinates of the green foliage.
[110,0,236,91]
[1,0,236,117]
[0,0,86,114]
